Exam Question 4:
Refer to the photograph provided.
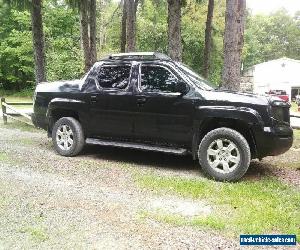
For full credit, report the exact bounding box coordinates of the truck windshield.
[175,62,214,90]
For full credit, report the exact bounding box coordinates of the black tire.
[198,127,251,181]
[52,117,85,156]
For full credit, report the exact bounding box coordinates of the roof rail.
[106,52,171,61]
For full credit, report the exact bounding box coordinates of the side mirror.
[175,81,188,94]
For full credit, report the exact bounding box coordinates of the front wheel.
[52,117,85,156]
[198,127,251,181]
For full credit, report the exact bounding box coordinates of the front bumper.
[255,125,293,158]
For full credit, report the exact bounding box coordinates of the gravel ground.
[0,124,298,249]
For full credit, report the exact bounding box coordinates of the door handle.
[137,97,147,105]
[91,95,97,103]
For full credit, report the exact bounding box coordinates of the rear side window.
[140,65,179,93]
[96,65,131,90]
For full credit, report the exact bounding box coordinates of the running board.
[86,138,188,155]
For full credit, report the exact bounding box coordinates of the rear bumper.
[255,125,293,158]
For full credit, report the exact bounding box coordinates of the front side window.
[96,65,131,90]
[175,62,214,90]
[140,65,179,93]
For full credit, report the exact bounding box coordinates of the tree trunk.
[203,0,214,79]
[89,0,97,65]
[167,0,182,61]
[80,0,91,72]
[120,0,127,52]
[126,0,138,52]
[221,0,246,90]
[31,0,46,84]
[98,0,105,49]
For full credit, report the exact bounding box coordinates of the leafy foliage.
[0,4,34,89]
[43,1,84,81]
[243,9,300,69]
[137,0,168,53]
[0,0,83,90]
[0,0,299,91]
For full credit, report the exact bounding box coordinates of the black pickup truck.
[32,52,293,181]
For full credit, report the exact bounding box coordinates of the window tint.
[96,65,131,90]
[141,65,179,93]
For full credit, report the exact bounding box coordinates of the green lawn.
[3,96,33,103]
[137,174,300,241]
[0,93,33,112]
[0,119,38,132]
[0,93,34,127]
[291,102,299,113]
[0,88,34,98]
[293,129,300,150]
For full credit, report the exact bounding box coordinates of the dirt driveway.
[0,123,299,249]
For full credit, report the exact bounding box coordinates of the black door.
[134,63,194,146]
[88,63,136,139]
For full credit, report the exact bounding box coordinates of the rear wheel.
[198,127,251,181]
[52,117,85,156]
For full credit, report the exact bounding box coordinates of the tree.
[120,0,127,52]
[44,1,83,82]
[4,0,46,84]
[222,0,246,90]
[203,0,214,78]
[243,9,300,69]
[89,0,97,65]
[0,0,83,89]
[68,0,97,71]
[0,6,34,90]
[136,0,168,52]
[31,0,46,83]
[125,0,139,52]
[167,0,182,61]
[79,0,90,71]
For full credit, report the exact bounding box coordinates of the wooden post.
[1,97,7,124]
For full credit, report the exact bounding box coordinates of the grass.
[22,138,36,145]
[295,129,300,136]
[0,90,33,111]
[136,174,300,241]
[293,129,300,149]
[0,152,9,162]
[0,88,34,98]
[0,93,37,131]
[291,102,299,113]
[279,162,300,170]
[20,226,49,242]
[294,129,300,139]
[139,210,226,230]
[0,151,21,166]
[1,96,33,110]
[3,96,33,103]
[0,120,38,132]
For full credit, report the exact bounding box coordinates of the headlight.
[271,106,290,123]
[272,106,284,121]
